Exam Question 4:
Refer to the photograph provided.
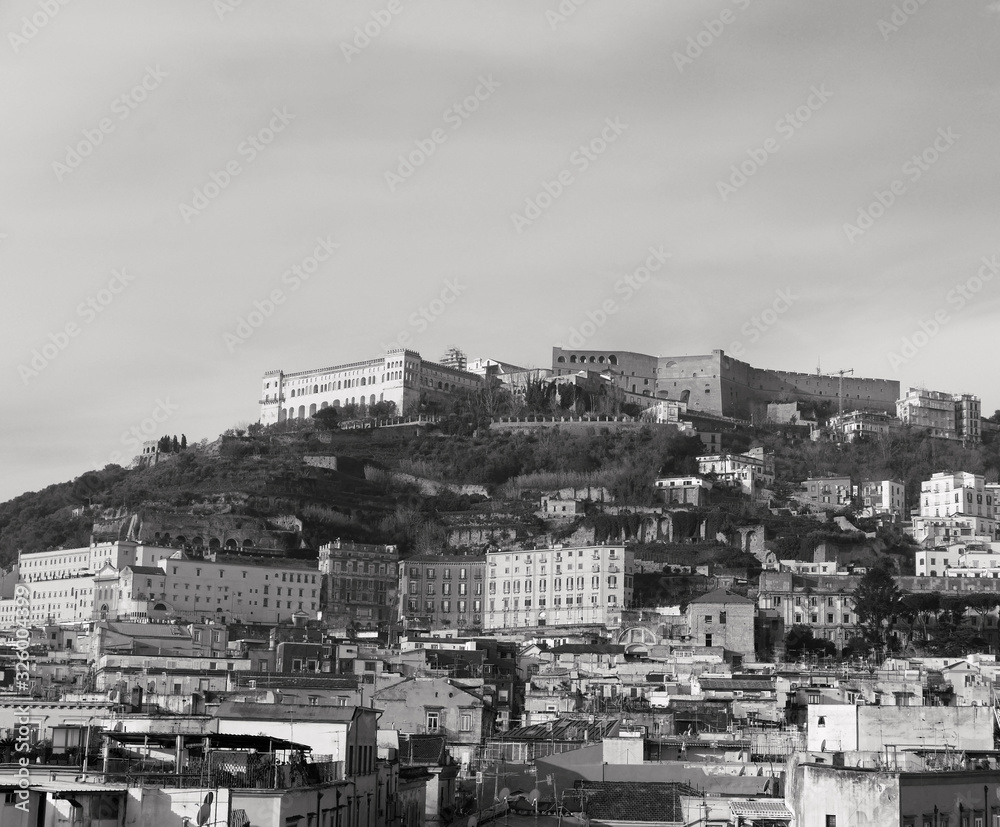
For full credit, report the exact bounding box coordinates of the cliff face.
[91,508,301,550]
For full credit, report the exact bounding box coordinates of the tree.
[312,407,340,430]
[370,400,398,418]
[180,434,187,450]
[171,435,180,453]
[898,592,940,647]
[784,624,836,660]
[851,563,902,649]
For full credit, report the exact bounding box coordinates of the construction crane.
[832,368,854,416]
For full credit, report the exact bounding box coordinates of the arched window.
[313,385,318,393]
[557,356,566,363]
[321,402,328,409]
[609,355,618,365]
[361,377,366,386]
[370,394,376,406]
[309,403,317,416]
[570,355,577,363]
[298,405,305,419]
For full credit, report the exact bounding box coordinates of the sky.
[2,0,1000,502]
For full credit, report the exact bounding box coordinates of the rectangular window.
[426,711,439,732]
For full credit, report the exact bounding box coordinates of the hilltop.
[1,416,998,574]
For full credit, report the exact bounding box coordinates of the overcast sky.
[3,0,1000,502]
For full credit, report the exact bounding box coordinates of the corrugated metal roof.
[729,800,793,818]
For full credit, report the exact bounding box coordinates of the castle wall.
[606,348,901,420]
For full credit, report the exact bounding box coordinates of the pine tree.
[180,434,187,450]
[851,561,902,649]
[172,435,180,453]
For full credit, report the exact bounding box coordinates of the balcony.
[105,758,345,789]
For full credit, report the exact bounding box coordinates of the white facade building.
[827,409,898,443]
[697,448,775,499]
[912,471,996,543]
[484,545,633,631]
[859,479,906,518]
[916,542,1000,578]
[896,388,981,444]
[259,348,483,424]
[18,541,175,584]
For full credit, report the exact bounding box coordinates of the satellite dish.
[528,790,540,805]
[499,788,511,801]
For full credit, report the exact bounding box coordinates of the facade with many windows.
[698,448,775,499]
[797,476,854,510]
[259,348,483,424]
[912,471,996,543]
[757,571,858,653]
[859,479,906,518]
[483,545,633,631]
[398,556,486,630]
[158,551,321,624]
[896,388,981,444]
[319,539,398,628]
[17,541,175,584]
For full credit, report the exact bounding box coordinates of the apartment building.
[859,479,906,518]
[483,545,633,631]
[319,539,399,628]
[896,388,981,444]
[697,447,775,499]
[797,476,853,510]
[158,551,321,624]
[398,556,486,630]
[912,471,997,543]
[915,543,1000,577]
[826,409,898,443]
[654,476,712,506]
[757,572,857,652]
